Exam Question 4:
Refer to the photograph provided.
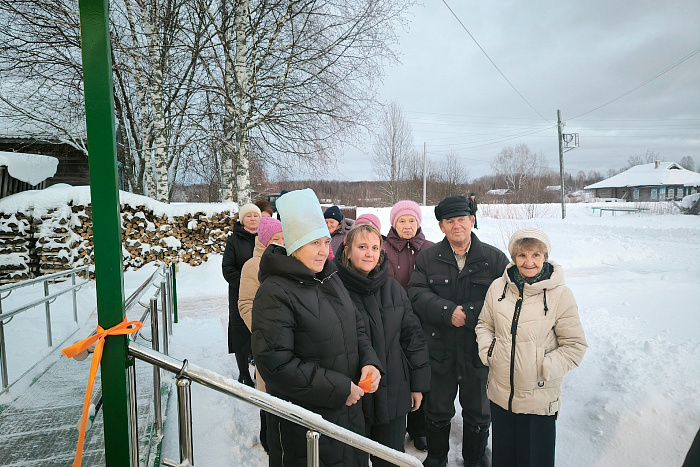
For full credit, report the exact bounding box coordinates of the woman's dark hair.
[254,199,274,216]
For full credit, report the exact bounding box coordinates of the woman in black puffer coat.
[222,204,260,386]
[336,223,430,467]
[251,189,382,467]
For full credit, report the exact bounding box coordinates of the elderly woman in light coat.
[475,228,587,467]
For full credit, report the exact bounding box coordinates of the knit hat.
[390,200,422,228]
[323,205,344,223]
[356,213,381,231]
[257,217,283,247]
[434,195,471,221]
[238,203,262,221]
[277,188,330,256]
[508,228,551,260]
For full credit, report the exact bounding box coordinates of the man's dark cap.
[435,195,472,221]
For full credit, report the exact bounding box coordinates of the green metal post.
[78,0,132,465]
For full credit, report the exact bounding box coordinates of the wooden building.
[0,137,89,187]
[0,151,58,199]
[585,161,700,202]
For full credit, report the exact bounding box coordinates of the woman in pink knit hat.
[383,199,434,451]
[238,216,284,453]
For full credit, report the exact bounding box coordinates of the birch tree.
[372,102,415,205]
[0,0,204,202]
[111,0,204,201]
[0,0,87,154]
[491,144,547,192]
[198,0,413,203]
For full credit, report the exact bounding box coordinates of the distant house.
[0,151,58,198]
[585,161,700,202]
[486,188,513,196]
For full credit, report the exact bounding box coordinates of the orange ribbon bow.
[62,318,143,467]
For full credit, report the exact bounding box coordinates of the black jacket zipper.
[508,286,524,412]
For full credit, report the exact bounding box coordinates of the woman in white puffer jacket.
[475,228,587,467]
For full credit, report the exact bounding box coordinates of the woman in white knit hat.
[251,188,382,467]
[222,203,261,387]
[475,228,587,467]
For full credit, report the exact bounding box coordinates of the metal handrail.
[128,342,423,467]
[125,265,165,312]
[0,285,89,322]
[73,262,172,466]
[0,265,90,293]
[0,266,90,391]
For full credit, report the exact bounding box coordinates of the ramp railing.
[0,265,90,392]
[128,342,423,467]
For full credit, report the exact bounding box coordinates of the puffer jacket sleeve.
[475,278,500,366]
[251,283,352,409]
[222,234,240,284]
[398,287,430,392]
[541,286,587,381]
[237,258,258,331]
[408,250,458,326]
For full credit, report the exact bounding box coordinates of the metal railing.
[71,261,420,467]
[0,265,90,391]
[67,262,175,467]
[82,263,174,456]
[127,346,422,467]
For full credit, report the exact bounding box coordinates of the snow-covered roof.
[0,184,239,218]
[486,188,512,195]
[585,162,700,190]
[0,151,58,186]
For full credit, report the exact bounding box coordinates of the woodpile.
[35,206,76,276]
[119,206,234,268]
[0,197,238,285]
[0,212,33,284]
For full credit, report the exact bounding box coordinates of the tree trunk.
[219,0,236,202]
[233,0,251,204]
[140,0,169,202]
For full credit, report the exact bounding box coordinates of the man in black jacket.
[408,195,509,467]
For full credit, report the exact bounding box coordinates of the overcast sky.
[324,0,700,182]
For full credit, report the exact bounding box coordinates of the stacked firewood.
[119,206,235,268]
[70,204,94,277]
[0,212,32,284]
[35,206,77,276]
[1,197,238,283]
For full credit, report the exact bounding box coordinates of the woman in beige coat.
[238,216,283,453]
[475,228,587,467]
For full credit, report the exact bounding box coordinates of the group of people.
[222,189,587,467]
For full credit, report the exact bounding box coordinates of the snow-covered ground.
[2,202,699,466]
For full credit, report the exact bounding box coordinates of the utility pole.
[557,109,579,220]
[557,110,566,219]
[422,142,427,206]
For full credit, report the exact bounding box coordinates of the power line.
[441,0,550,122]
[405,110,546,121]
[569,45,700,120]
[431,124,557,151]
